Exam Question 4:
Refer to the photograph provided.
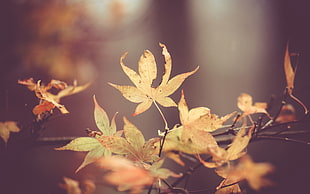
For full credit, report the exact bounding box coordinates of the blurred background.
[0,0,310,193]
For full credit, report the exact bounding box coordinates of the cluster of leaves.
[18,78,90,120]
[6,43,308,194]
[54,43,308,194]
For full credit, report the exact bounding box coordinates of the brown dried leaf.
[283,44,308,114]
[284,44,295,95]
[19,78,90,118]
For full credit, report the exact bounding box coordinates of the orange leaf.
[19,78,90,119]
[32,101,55,115]
[97,157,154,194]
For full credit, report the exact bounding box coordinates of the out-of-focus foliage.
[237,93,268,121]
[0,121,20,145]
[18,78,90,120]
[13,43,310,194]
[59,177,95,194]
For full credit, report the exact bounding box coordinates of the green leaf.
[75,144,111,173]
[55,137,100,151]
[123,117,145,151]
[93,95,115,135]
[99,135,133,155]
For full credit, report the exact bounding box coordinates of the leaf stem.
[290,94,309,115]
[153,100,169,131]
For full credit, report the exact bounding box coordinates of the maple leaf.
[97,157,179,194]
[215,169,242,194]
[55,96,120,172]
[215,155,274,193]
[159,91,234,163]
[179,90,235,142]
[283,44,308,114]
[97,156,154,194]
[237,93,268,116]
[109,43,199,116]
[148,159,181,180]
[18,78,90,119]
[0,121,20,145]
[198,124,254,168]
[99,117,160,164]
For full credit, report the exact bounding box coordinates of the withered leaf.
[18,78,90,118]
[283,44,308,114]
[284,44,295,95]
[109,43,198,116]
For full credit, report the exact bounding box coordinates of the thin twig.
[153,100,170,157]
[255,135,310,145]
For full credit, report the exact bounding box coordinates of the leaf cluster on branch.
[2,43,309,194]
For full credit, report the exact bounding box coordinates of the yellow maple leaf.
[109,43,199,116]
[99,117,160,163]
[198,124,254,168]
[179,90,235,142]
[157,92,234,164]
